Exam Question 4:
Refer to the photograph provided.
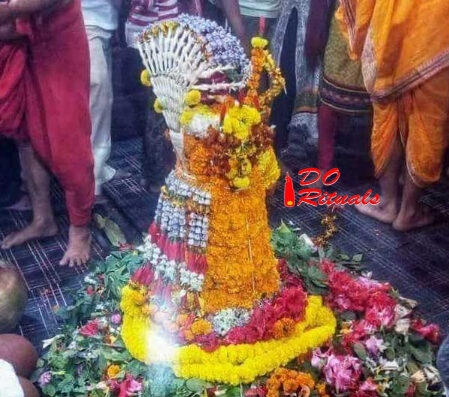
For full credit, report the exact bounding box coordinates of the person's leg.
[317,103,339,173]
[25,1,94,266]
[392,171,434,231]
[271,8,298,159]
[86,27,115,197]
[393,70,449,231]
[356,101,401,223]
[1,145,57,249]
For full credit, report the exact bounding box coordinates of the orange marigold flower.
[176,314,189,326]
[190,319,213,336]
[273,318,296,339]
[106,364,121,379]
[283,379,300,394]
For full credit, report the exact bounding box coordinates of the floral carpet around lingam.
[33,224,445,397]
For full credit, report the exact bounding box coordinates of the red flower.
[411,319,441,344]
[365,292,396,328]
[79,319,99,337]
[131,265,154,285]
[405,383,416,397]
[195,333,220,352]
[245,386,267,397]
[326,268,392,318]
[351,379,378,397]
[86,286,95,295]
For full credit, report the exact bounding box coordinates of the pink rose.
[411,320,441,344]
[323,354,362,392]
[353,379,378,397]
[364,336,385,356]
[111,313,122,325]
[79,319,99,337]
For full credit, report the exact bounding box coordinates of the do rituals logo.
[284,168,380,207]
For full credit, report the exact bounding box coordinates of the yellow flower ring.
[121,294,336,385]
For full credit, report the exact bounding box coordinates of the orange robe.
[337,0,449,186]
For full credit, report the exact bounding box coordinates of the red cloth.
[0,40,27,140]
[0,0,94,226]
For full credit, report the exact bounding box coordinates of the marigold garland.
[121,296,336,385]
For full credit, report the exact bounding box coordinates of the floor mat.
[0,184,106,350]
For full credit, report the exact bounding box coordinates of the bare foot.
[3,194,32,211]
[393,206,436,232]
[1,218,58,249]
[355,197,399,224]
[59,225,91,267]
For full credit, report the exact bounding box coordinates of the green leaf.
[352,254,363,262]
[43,384,57,397]
[225,387,241,397]
[186,379,207,393]
[353,342,368,361]
[391,375,410,396]
[408,344,433,364]
[98,353,107,372]
[94,215,127,247]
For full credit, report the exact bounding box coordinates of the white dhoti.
[86,25,116,195]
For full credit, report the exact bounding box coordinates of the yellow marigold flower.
[258,148,280,190]
[241,105,261,125]
[140,69,152,87]
[191,319,212,336]
[106,364,121,379]
[316,382,327,396]
[231,176,250,190]
[154,99,164,114]
[251,37,269,49]
[225,166,238,180]
[184,90,202,106]
[129,289,146,306]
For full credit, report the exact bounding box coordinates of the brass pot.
[0,260,28,333]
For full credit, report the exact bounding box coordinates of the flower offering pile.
[33,16,446,397]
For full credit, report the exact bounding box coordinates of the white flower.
[394,318,411,335]
[84,275,98,285]
[423,365,441,385]
[299,234,317,251]
[395,304,412,320]
[42,334,63,349]
[379,358,400,372]
[411,370,426,384]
